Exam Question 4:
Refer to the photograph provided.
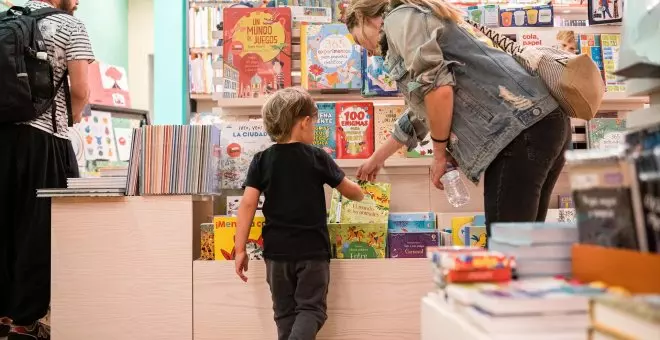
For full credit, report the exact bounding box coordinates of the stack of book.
[589,294,660,339]
[444,278,606,339]
[488,222,578,279]
[37,166,130,198]
[427,247,515,288]
[387,212,438,258]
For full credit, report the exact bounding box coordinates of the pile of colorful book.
[427,247,516,288]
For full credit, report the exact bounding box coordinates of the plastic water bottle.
[440,164,470,208]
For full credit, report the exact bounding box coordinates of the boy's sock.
[8,321,49,340]
[0,318,11,337]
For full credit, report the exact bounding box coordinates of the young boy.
[556,30,577,54]
[234,87,364,340]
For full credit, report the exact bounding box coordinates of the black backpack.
[0,6,72,132]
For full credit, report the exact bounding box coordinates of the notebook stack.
[489,222,578,279]
[139,125,222,195]
[444,278,606,340]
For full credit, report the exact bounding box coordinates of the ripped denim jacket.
[383,5,559,183]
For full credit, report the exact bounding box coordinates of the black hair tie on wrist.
[431,135,450,143]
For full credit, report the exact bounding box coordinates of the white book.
[491,222,578,244]
[515,259,572,277]
[488,239,573,260]
[466,306,589,334]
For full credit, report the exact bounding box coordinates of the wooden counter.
[194,259,433,340]
[50,196,434,340]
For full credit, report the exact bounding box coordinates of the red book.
[445,268,512,283]
[223,8,292,98]
[335,102,374,159]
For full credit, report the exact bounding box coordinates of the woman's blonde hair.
[344,0,463,31]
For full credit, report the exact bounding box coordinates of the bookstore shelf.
[210,92,648,111]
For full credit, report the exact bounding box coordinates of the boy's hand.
[235,251,249,282]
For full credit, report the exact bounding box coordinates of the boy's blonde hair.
[261,87,317,143]
[556,30,576,44]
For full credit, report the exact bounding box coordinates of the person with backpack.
[345,0,571,237]
[0,1,94,339]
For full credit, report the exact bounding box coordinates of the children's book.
[406,133,434,158]
[361,52,398,96]
[329,223,387,259]
[313,102,337,158]
[388,232,439,258]
[223,8,292,98]
[388,212,436,233]
[300,23,362,90]
[336,102,374,159]
[199,223,215,260]
[220,121,273,189]
[213,216,265,260]
[587,118,626,150]
[328,180,391,224]
[226,195,264,216]
[374,105,405,158]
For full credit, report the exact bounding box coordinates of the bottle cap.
[36,52,48,60]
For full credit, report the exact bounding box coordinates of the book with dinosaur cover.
[223,8,292,98]
[335,102,374,159]
[300,23,362,90]
[313,102,337,158]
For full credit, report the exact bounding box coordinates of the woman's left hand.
[357,156,383,182]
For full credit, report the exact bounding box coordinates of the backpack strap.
[50,70,70,133]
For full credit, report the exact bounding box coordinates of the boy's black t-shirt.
[243,143,345,261]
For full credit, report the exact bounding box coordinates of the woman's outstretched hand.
[357,156,383,182]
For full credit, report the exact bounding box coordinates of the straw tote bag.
[467,21,605,121]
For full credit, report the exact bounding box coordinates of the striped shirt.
[22,1,95,139]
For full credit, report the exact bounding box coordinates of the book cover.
[601,34,626,93]
[587,118,626,150]
[406,133,434,158]
[573,187,639,250]
[451,216,475,246]
[361,52,398,96]
[336,102,374,159]
[329,180,391,224]
[223,8,292,98]
[388,212,436,233]
[226,195,264,216]
[214,225,264,260]
[300,23,361,90]
[388,232,439,258]
[374,105,405,158]
[313,102,337,158]
[579,33,605,81]
[200,223,215,260]
[329,223,387,259]
[490,222,579,245]
[558,194,575,208]
[220,121,273,189]
[88,62,132,108]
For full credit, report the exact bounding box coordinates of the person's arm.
[384,8,456,187]
[315,149,364,201]
[336,178,364,202]
[65,20,95,123]
[67,60,89,123]
[235,186,260,256]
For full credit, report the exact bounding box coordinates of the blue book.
[361,50,399,97]
[313,102,337,158]
[388,212,436,233]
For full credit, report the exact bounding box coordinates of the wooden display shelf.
[572,244,660,294]
[190,93,213,100]
[194,259,433,340]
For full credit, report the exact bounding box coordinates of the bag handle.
[465,20,524,56]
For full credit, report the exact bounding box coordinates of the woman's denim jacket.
[384,5,559,183]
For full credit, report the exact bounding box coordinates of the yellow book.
[212,216,265,260]
[451,216,475,246]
